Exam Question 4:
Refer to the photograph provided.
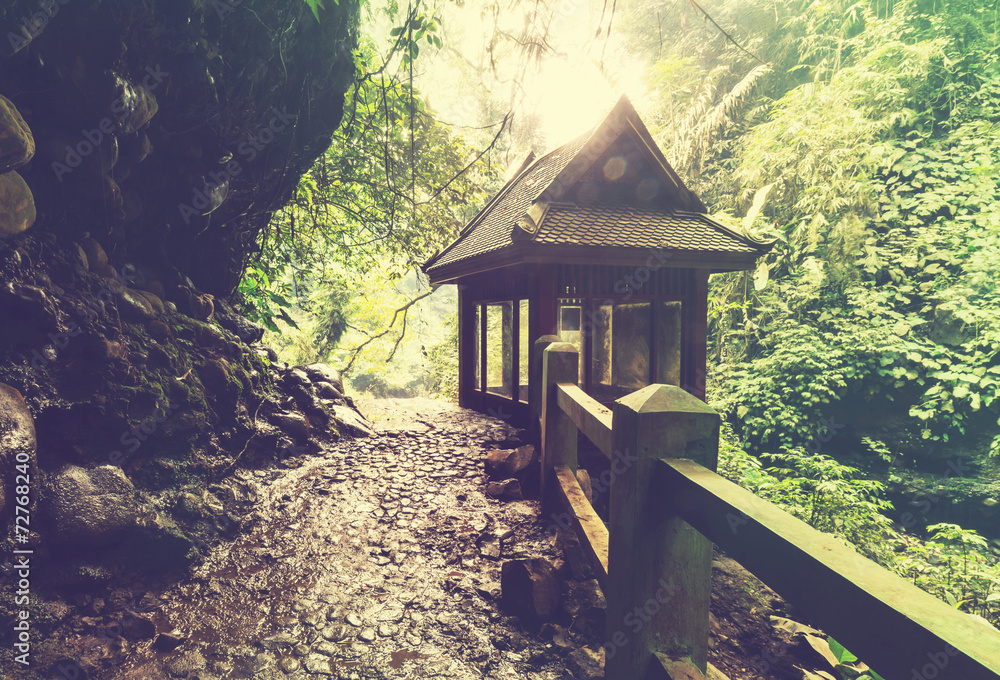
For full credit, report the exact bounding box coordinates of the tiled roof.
[535,203,761,254]
[423,95,772,280]
[426,135,588,272]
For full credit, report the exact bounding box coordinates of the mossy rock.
[0,171,36,236]
[0,95,34,173]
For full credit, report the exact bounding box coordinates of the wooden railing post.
[606,385,719,680]
[531,334,562,425]
[540,342,579,512]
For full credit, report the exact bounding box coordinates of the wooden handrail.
[539,342,1000,680]
[553,464,610,588]
[656,458,1000,680]
[556,383,613,460]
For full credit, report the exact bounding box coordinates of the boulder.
[485,445,537,480]
[500,558,560,619]
[80,237,108,270]
[315,382,343,400]
[0,94,34,173]
[271,411,311,442]
[0,383,36,519]
[213,297,265,344]
[329,405,372,438]
[117,287,156,321]
[302,363,345,394]
[44,465,143,547]
[0,170,36,237]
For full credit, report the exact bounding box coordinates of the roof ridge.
[424,134,592,270]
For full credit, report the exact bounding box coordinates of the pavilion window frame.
[556,293,685,401]
[474,297,530,404]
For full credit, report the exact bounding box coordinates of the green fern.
[303,0,324,21]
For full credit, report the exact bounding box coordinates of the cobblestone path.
[109,398,573,680]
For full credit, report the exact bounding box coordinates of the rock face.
[0,0,359,295]
[44,465,144,546]
[0,382,36,519]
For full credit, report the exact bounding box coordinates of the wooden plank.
[656,458,1000,680]
[556,383,613,460]
[553,465,609,589]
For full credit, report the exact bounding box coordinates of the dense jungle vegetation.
[252,0,1000,630]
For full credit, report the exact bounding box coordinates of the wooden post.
[457,283,476,408]
[606,384,719,680]
[532,335,562,424]
[541,342,579,512]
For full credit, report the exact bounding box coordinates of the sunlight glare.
[525,56,647,149]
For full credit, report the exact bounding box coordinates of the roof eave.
[425,243,764,285]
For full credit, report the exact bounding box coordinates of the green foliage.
[898,523,1000,624]
[303,0,324,21]
[237,264,300,334]
[758,448,896,566]
[826,637,886,680]
[717,425,896,566]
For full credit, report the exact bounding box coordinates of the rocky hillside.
[0,0,358,295]
[0,0,370,671]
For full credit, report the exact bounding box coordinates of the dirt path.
[107,398,573,680]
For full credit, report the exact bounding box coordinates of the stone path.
[108,398,575,680]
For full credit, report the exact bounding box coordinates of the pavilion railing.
[537,338,1000,680]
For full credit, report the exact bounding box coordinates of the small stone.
[304,655,333,675]
[313,641,339,656]
[299,610,322,627]
[359,627,376,642]
[153,630,187,652]
[321,624,345,641]
[279,656,300,673]
[485,478,522,501]
[478,535,502,559]
[377,623,396,637]
[345,612,363,627]
[117,287,156,321]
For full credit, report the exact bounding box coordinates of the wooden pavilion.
[423,96,772,427]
